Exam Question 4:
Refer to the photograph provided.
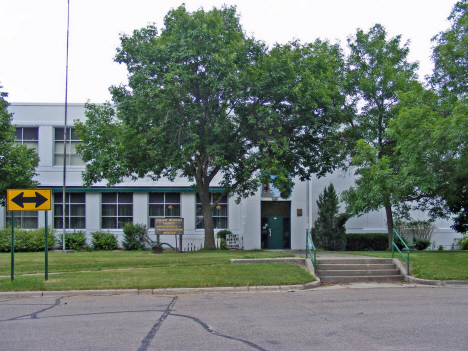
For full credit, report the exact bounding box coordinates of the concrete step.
[317,258,394,265]
[316,269,401,277]
[316,263,396,271]
[320,275,405,283]
[315,257,405,283]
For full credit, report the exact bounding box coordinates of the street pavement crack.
[284,293,330,322]
[138,296,178,351]
[171,313,269,351]
[0,297,63,322]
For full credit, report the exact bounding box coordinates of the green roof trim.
[44,186,224,193]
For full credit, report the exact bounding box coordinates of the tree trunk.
[199,190,216,249]
[383,196,394,250]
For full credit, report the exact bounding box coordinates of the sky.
[0,0,457,103]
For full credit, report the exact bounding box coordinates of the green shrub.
[414,239,431,250]
[0,226,56,252]
[122,223,146,250]
[216,229,232,250]
[345,234,387,251]
[460,236,468,250]
[91,231,118,250]
[312,184,348,251]
[394,220,436,245]
[57,231,87,250]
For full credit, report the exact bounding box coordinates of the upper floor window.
[149,193,181,228]
[101,193,133,229]
[54,127,85,166]
[14,127,38,153]
[196,193,228,229]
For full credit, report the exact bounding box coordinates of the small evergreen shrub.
[311,184,348,251]
[345,234,388,251]
[0,227,56,252]
[57,231,87,250]
[414,239,431,251]
[91,231,118,250]
[122,223,147,250]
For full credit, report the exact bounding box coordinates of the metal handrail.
[392,229,410,275]
[306,229,317,275]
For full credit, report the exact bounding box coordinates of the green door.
[267,216,284,249]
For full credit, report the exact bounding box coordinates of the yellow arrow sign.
[7,189,52,212]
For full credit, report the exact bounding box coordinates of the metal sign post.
[11,212,14,281]
[7,189,52,281]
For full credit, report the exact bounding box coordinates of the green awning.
[44,186,225,193]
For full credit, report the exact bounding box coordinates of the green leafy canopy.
[0,86,39,205]
[75,5,346,247]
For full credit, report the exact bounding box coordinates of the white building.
[0,103,462,250]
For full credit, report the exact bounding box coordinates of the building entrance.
[261,201,290,249]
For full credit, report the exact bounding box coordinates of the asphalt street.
[1,285,467,351]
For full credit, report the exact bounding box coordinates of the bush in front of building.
[0,226,56,252]
[345,234,388,251]
[459,235,468,250]
[312,184,348,251]
[216,229,232,250]
[122,223,147,251]
[414,239,431,250]
[57,231,88,251]
[91,231,119,250]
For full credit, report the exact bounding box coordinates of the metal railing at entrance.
[392,229,410,275]
[306,229,317,274]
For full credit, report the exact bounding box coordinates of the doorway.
[261,201,291,249]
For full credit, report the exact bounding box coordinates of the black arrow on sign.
[11,192,48,208]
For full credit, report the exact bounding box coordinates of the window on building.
[149,193,181,228]
[14,127,38,153]
[196,193,228,229]
[6,211,38,229]
[54,192,86,229]
[102,193,133,229]
[54,127,85,166]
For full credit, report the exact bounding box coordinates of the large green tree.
[388,1,468,234]
[340,24,419,249]
[76,6,345,248]
[0,87,39,205]
[389,84,468,233]
[431,0,468,100]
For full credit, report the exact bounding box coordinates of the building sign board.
[226,233,240,249]
[154,218,184,235]
[7,189,52,212]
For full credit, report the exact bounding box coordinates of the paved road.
[1,285,467,350]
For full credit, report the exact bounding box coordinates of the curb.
[230,257,321,290]
[0,258,321,298]
[0,284,317,298]
[393,258,468,287]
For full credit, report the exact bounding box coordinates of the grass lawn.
[0,250,314,292]
[346,250,468,281]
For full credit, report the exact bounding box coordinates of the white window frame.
[54,127,85,166]
[148,193,181,228]
[14,127,38,153]
[196,193,228,229]
[101,193,133,229]
[53,192,86,229]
